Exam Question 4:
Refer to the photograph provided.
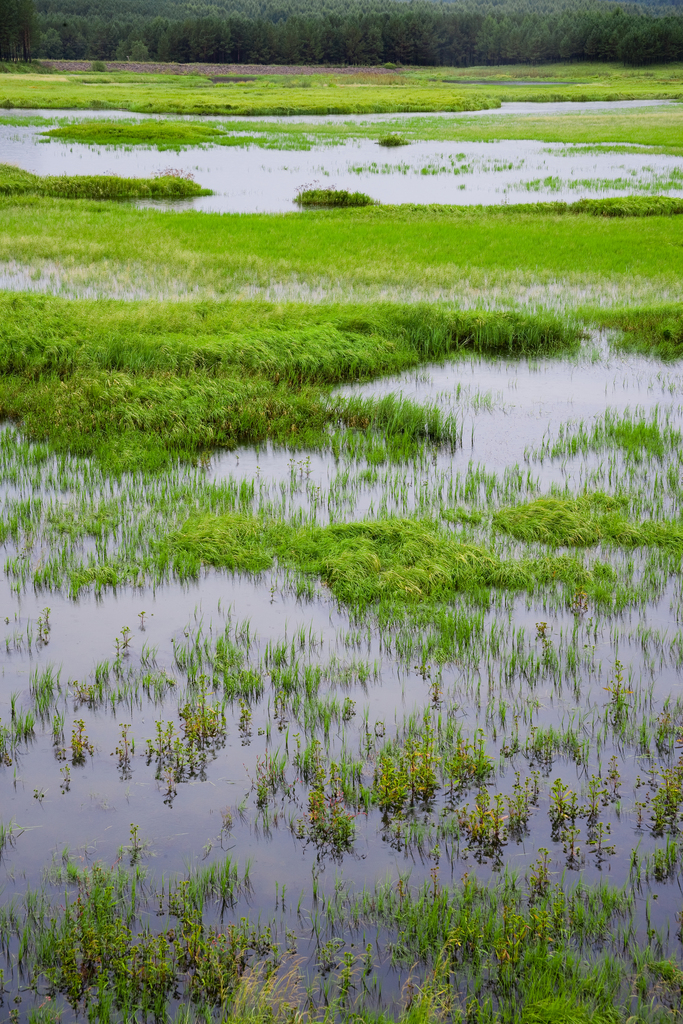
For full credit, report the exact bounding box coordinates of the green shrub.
[90,60,107,72]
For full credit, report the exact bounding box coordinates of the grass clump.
[591,303,683,359]
[377,133,409,147]
[494,494,683,553]
[504,196,683,218]
[537,409,680,462]
[0,162,210,199]
[168,513,609,608]
[295,187,377,208]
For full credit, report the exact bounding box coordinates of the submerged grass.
[25,102,683,158]
[0,854,668,1024]
[591,303,683,358]
[0,162,210,199]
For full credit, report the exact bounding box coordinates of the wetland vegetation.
[3,50,683,1024]
[0,162,210,198]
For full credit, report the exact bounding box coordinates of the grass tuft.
[494,494,683,553]
[0,162,210,199]
[295,187,377,208]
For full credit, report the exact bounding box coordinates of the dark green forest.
[2,0,683,69]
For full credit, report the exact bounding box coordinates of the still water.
[0,99,679,212]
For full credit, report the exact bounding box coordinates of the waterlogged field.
[4,120,683,211]
[0,292,682,1024]
[1,193,683,306]
[2,77,683,1024]
[1,100,683,211]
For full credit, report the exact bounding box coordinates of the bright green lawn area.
[0,72,498,116]
[1,198,681,306]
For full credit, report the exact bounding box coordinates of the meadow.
[1,194,682,306]
[2,70,683,1024]
[3,62,683,117]
[0,71,499,116]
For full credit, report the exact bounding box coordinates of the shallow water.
[2,335,683,1013]
[1,99,681,212]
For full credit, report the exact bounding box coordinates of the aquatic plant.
[377,133,409,147]
[295,186,377,207]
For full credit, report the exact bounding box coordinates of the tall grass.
[590,303,683,358]
[493,494,683,552]
[0,295,576,470]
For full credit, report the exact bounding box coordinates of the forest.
[2,0,683,67]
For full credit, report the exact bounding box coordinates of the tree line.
[1,0,39,60]
[4,0,683,66]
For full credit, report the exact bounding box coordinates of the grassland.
[0,71,499,116]
[3,62,683,118]
[1,195,681,307]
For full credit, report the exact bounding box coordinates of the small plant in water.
[71,719,94,764]
[298,761,356,856]
[604,660,632,725]
[114,626,132,656]
[377,133,409,147]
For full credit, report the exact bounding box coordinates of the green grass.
[0,72,500,116]
[0,294,574,471]
[0,162,210,199]
[1,198,682,307]
[493,495,683,552]
[295,188,377,207]
[0,853,664,1024]
[591,303,683,358]
[42,120,253,149]
[168,512,610,607]
[32,105,683,156]
[531,409,682,462]
[4,62,683,120]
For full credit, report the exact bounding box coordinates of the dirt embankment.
[38,60,395,76]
